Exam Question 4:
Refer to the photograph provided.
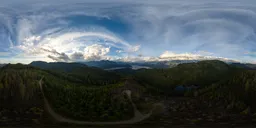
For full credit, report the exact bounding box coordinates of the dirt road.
[39,77,153,125]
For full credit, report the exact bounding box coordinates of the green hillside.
[135,60,231,95]
[196,69,256,113]
[30,61,122,86]
[0,64,133,124]
[1,60,256,125]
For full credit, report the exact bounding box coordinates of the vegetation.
[0,64,44,125]
[44,81,133,121]
[1,60,256,125]
[196,69,256,113]
[135,60,231,95]
[0,64,43,108]
[0,63,134,124]
[30,61,122,86]
[81,60,132,69]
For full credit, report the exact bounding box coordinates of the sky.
[1,0,256,64]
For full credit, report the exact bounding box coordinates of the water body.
[131,65,151,70]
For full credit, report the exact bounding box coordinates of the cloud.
[128,45,141,52]
[159,51,238,62]
[118,51,239,63]
[160,51,201,60]
[1,0,256,63]
[40,48,60,55]
[116,50,123,53]
[194,51,214,56]
[47,52,70,62]
[84,44,110,60]
[70,52,84,60]
[15,29,140,61]
[24,36,41,43]
[39,48,71,62]
[0,52,11,57]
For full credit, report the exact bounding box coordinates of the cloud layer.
[0,0,256,63]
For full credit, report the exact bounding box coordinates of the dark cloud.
[70,52,84,60]
[40,48,71,62]
[41,48,60,55]
[47,52,70,62]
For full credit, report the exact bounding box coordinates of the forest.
[1,60,256,125]
[0,63,133,124]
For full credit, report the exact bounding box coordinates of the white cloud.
[16,18,34,45]
[195,51,214,56]
[0,52,11,57]
[23,36,41,47]
[84,44,110,60]
[160,51,199,59]
[116,50,239,63]
[128,45,141,52]
[159,51,239,62]
[24,36,41,42]
[116,50,123,53]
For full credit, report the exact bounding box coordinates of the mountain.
[130,60,201,69]
[196,69,256,113]
[135,60,231,94]
[0,64,135,124]
[2,60,256,126]
[129,61,169,69]
[0,64,50,125]
[30,61,88,72]
[80,60,132,69]
[78,60,213,70]
[30,61,121,85]
[79,60,183,70]
[230,62,256,70]
[0,64,42,107]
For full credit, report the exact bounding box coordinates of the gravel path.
[39,77,153,125]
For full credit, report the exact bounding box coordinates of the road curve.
[39,77,154,125]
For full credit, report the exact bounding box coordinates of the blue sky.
[0,0,256,63]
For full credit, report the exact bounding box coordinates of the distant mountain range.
[230,63,256,70]
[80,60,132,69]
[29,61,121,85]
[29,60,256,71]
[78,60,199,70]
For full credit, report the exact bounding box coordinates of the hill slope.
[196,69,256,112]
[230,63,256,70]
[30,61,121,86]
[80,60,132,69]
[2,60,256,125]
[135,60,231,94]
[0,64,134,125]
